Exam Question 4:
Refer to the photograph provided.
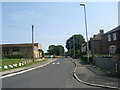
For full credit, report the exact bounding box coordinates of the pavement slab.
[75,60,120,88]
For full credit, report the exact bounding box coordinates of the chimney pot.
[100,29,104,35]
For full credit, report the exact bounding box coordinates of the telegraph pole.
[69,41,71,57]
[32,25,34,62]
[73,36,75,58]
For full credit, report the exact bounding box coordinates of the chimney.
[100,29,104,35]
[90,37,93,40]
[93,34,97,38]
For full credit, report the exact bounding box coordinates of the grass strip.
[0,59,47,72]
[1,58,32,66]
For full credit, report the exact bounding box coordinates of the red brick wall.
[101,34,109,54]
[101,30,120,54]
[90,40,102,54]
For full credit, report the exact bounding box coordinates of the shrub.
[81,55,93,63]
[5,54,23,59]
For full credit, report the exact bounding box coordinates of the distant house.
[81,41,91,55]
[81,43,87,55]
[89,30,104,55]
[0,43,42,58]
[101,26,120,54]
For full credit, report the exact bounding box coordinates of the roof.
[81,43,86,46]
[0,43,39,47]
[92,33,102,40]
[105,25,120,35]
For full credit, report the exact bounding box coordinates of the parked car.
[65,56,68,58]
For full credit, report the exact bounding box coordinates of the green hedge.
[81,55,93,63]
[4,54,23,59]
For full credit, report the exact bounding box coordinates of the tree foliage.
[39,49,44,57]
[47,45,64,56]
[47,45,56,55]
[66,34,85,58]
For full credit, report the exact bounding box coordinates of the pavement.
[73,59,120,89]
[2,58,56,76]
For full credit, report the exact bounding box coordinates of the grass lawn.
[1,58,31,66]
[0,58,47,72]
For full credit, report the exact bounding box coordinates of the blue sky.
[2,2,118,52]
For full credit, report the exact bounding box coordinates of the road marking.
[52,63,55,64]
[1,59,57,79]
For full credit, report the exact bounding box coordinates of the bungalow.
[0,43,42,58]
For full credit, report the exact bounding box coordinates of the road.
[2,57,97,88]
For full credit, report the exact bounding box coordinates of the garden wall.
[93,56,120,74]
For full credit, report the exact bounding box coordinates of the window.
[109,45,116,54]
[13,51,19,55]
[12,47,19,51]
[12,47,20,55]
[108,34,111,41]
[113,33,117,40]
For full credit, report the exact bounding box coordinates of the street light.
[80,3,90,64]
[68,41,71,57]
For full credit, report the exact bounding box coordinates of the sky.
[2,2,118,52]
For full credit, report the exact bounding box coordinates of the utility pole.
[32,25,34,62]
[69,41,71,57]
[59,47,60,56]
[73,36,75,58]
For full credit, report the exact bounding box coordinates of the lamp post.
[80,3,90,64]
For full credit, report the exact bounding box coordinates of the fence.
[92,56,120,74]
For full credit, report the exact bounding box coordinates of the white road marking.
[52,63,55,64]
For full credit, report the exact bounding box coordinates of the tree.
[66,34,85,58]
[54,45,64,56]
[47,45,64,56]
[39,49,44,57]
[47,45,56,55]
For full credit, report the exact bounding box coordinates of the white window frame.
[113,33,117,40]
[108,34,111,41]
[13,51,19,55]
[109,45,116,54]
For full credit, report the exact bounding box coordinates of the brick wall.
[101,34,109,54]
[93,57,119,74]
[90,40,102,54]
[101,30,120,54]
[1,43,42,58]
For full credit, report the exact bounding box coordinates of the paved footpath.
[74,59,120,89]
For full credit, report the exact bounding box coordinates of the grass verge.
[0,59,47,72]
[1,58,34,66]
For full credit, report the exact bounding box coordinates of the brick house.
[0,43,42,58]
[101,26,120,55]
[89,30,104,55]
[81,43,87,55]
